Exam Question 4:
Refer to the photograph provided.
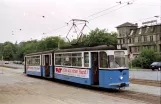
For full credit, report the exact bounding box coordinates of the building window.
[135,37,138,43]
[153,35,156,41]
[138,36,141,43]
[144,36,147,42]
[145,27,149,33]
[150,36,153,42]
[139,28,142,34]
[129,30,134,35]
[117,30,120,37]
[132,38,134,43]
[129,38,131,43]
[123,39,125,44]
[150,27,155,32]
[141,36,144,42]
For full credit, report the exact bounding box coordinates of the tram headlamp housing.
[120,76,123,80]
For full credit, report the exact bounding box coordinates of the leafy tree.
[132,48,159,68]
[2,42,16,60]
[71,28,117,47]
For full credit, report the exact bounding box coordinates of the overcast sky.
[0,0,160,43]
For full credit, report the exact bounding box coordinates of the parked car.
[13,61,23,64]
[150,62,161,71]
[4,61,9,64]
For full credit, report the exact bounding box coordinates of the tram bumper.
[109,82,129,87]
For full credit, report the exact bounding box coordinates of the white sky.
[0,0,160,43]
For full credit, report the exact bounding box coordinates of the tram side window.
[64,53,72,66]
[55,54,62,65]
[72,53,82,67]
[108,55,117,68]
[84,52,89,67]
[114,51,126,67]
[55,53,82,67]
[99,52,108,68]
[26,57,31,65]
[26,56,40,66]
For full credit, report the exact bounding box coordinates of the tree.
[71,28,117,47]
[2,42,16,60]
[132,48,159,68]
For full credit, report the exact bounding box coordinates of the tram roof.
[55,45,127,52]
[25,45,127,56]
[25,50,54,56]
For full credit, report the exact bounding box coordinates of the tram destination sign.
[55,67,89,78]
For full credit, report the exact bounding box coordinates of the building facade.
[116,22,161,57]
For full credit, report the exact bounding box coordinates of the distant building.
[116,22,161,57]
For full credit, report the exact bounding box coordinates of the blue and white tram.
[24,45,129,89]
[54,45,129,89]
[24,50,54,78]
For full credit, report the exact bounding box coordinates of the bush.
[131,48,160,68]
[131,57,142,67]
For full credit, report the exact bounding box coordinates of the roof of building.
[116,22,137,28]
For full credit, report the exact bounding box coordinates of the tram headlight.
[120,76,123,80]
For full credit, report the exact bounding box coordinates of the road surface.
[1,67,160,104]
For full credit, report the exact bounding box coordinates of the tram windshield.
[99,51,128,69]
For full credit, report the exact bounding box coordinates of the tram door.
[44,55,50,77]
[91,52,99,84]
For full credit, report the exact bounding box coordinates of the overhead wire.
[88,4,129,21]
[82,4,121,20]
[88,0,137,21]
[42,25,68,35]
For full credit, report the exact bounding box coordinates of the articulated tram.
[24,45,129,89]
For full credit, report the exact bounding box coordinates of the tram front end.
[98,50,129,89]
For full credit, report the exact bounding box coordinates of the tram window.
[72,53,82,67]
[26,57,31,65]
[64,53,72,66]
[99,52,108,68]
[84,52,89,67]
[55,54,62,65]
[26,56,40,66]
[108,55,119,68]
[55,53,82,67]
[114,51,126,67]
